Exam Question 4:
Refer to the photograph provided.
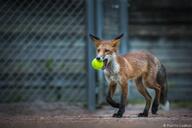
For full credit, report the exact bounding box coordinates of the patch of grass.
[13,95,23,102]
[60,63,65,70]
[45,59,53,72]
[128,99,145,105]
[171,101,192,109]
[129,100,192,109]
[97,99,145,108]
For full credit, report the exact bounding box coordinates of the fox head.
[89,34,123,68]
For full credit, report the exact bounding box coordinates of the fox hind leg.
[150,64,169,114]
[151,87,161,114]
[135,77,152,117]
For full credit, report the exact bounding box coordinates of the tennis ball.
[91,58,104,70]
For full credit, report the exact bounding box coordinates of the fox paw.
[138,112,148,117]
[152,102,159,114]
[112,113,123,118]
[151,106,158,114]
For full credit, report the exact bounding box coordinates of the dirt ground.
[0,102,191,128]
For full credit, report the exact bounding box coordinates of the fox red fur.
[90,34,169,118]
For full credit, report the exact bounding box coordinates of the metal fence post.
[120,0,128,54]
[86,0,96,111]
[95,0,105,105]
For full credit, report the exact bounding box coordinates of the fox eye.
[97,49,100,52]
[105,49,110,52]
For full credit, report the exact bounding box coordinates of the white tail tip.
[160,101,170,112]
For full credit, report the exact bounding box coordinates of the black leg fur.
[138,109,148,117]
[152,98,158,114]
[113,94,126,118]
[106,96,120,108]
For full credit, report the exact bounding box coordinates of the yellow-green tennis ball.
[91,58,104,70]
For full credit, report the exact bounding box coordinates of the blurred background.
[0,0,191,111]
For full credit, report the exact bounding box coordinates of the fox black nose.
[96,56,101,61]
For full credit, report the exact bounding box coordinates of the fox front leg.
[113,81,128,118]
[106,81,120,108]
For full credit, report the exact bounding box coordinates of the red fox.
[90,34,169,118]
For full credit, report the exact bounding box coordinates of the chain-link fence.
[0,0,87,103]
[1,0,191,110]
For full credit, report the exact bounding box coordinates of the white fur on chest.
[104,72,120,84]
[104,53,121,84]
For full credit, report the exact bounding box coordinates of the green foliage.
[172,101,192,109]
[45,59,53,72]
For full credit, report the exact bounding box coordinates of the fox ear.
[111,33,124,47]
[113,33,124,40]
[89,34,101,47]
